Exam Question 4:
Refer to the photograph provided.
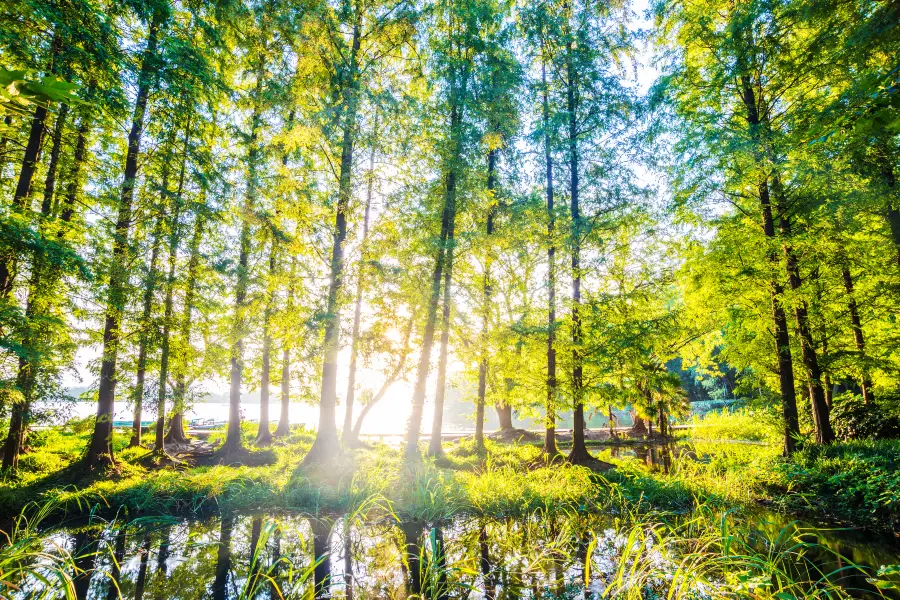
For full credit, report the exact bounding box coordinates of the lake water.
[12,505,900,599]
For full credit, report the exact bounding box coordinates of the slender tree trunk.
[428,227,455,457]
[39,104,68,216]
[256,237,277,446]
[842,266,873,403]
[306,12,362,464]
[343,115,376,444]
[739,75,800,455]
[275,347,291,437]
[881,159,900,269]
[11,109,48,210]
[59,117,89,225]
[223,62,265,455]
[773,180,834,444]
[542,55,558,457]
[274,263,297,438]
[565,34,590,465]
[0,114,12,184]
[167,214,203,444]
[412,50,466,459]
[86,12,162,468]
[0,107,47,297]
[129,212,165,448]
[154,124,189,455]
[475,148,497,452]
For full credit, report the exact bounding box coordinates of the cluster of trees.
[0,0,897,471]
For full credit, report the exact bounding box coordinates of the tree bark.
[86,12,162,469]
[842,266,873,403]
[542,54,558,457]
[306,9,362,464]
[342,114,376,444]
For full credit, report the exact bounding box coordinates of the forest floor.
[0,421,898,535]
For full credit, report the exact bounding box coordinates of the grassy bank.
[1,421,899,534]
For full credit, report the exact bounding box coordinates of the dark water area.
[13,504,900,599]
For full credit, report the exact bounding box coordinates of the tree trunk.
[428,230,455,457]
[59,117,90,225]
[342,114,376,444]
[414,135,456,458]
[167,214,203,445]
[475,148,497,452]
[842,266,873,403]
[223,62,265,455]
[773,180,834,445]
[412,46,468,459]
[306,12,362,465]
[881,159,900,269]
[256,237,277,446]
[1,35,62,296]
[496,404,513,431]
[86,12,162,469]
[0,114,12,184]
[739,75,800,456]
[275,347,291,437]
[542,55,558,457]
[129,211,165,448]
[39,104,68,216]
[1,108,77,470]
[565,33,590,465]
[0,106,48,297]
[274,262,297,438]
[155,122,189,455]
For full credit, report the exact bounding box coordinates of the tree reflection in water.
[30,504,900,600]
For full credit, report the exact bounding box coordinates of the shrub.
[830,393,900,441]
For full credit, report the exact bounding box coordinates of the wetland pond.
[12,442,900,599]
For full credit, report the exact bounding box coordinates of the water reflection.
[18,503,900,599]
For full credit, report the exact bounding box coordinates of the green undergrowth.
[1,420,899,534]
[680,406,781,443]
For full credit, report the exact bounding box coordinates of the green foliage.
[830,394,900,441]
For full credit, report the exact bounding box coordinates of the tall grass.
[0,500,79,599]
